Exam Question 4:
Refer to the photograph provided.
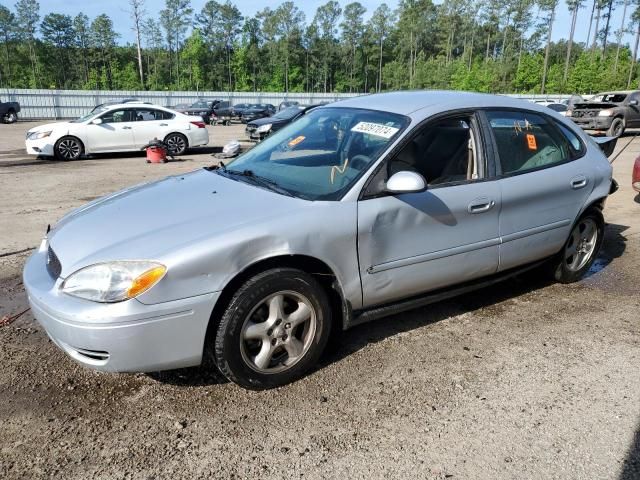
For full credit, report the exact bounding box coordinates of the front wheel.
[164,133,188,156]
[606,117,624,138]
[54,136,83,161]
[551,209,604,283]
[212,268,332,390]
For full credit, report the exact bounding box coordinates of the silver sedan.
[23,91,616,389]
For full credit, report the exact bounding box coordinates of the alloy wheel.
[240,290,317,374]
[57,138,81,159]
[165,135,186,155]
[564,218,598,272]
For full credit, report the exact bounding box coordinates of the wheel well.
[585,197,606,213]
[204,255,347,348]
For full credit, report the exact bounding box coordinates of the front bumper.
[25,137,55,156]
[23,244,219,372]
[571,116,614,131]
[246,127,266,142]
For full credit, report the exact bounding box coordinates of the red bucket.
[146,145,167,163]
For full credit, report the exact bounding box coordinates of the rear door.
[131,109,174,148]
[482,110,593,271]
[87,108,136,152]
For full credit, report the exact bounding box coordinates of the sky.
[11,0,638,49]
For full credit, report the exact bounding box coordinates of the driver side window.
[100,109,133,124]
[388,116,482,187]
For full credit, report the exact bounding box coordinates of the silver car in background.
[23,91,616,390]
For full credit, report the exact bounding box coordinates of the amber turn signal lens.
[127,266,166,298]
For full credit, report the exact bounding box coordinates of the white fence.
[0,88,575,120]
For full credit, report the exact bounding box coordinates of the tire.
[3,110,17,124]
[164,132,188,156]
[54,136,83,161]
[212,268,332,390]
[550,208,604,283]
[606,117,624,138]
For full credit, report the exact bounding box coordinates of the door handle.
[468,198,495,214]
[159,123,168,126]
[122,126,132,130]
[570,175,588,189]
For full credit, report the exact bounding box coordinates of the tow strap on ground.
[609,132,639,164]
[0,308,30,327]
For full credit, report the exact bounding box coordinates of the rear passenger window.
[486,111,574,175]
[555,122,582,152]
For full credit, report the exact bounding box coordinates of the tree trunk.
[614,0,629,73]
[468,26,475,71]
[586,0,595,48]
[485,32,491,62]
[602,0,613,52]
[378,37,383,92]
[630,22,640,88]
[541,6,556,94]
[564,6,579,84]
[591,5,601,53]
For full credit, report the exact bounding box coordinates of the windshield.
[221,107,409,201]
[73,108,105,123]
[590,93,627,103]
[273,107,304,120]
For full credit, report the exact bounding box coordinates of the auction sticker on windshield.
[351,122,399,139]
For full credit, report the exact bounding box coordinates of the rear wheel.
[54,136,83,161]
[606,117,624,138]
[551,209,604,283]
[164,133,188,156]
[212,268,332,390]
[3,110,17,124]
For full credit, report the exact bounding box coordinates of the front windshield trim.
[222,106,410,202]
[73,108,106,123]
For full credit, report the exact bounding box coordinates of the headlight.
[61,261,166,303]
[256,123,272,133]
[27,130,52,140]
[598,109,614,117]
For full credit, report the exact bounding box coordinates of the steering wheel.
[349,154,371,171]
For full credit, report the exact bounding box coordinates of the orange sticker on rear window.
[526,133,537,150]
[288,135,305,147]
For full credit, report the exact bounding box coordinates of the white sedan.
[25,103,209,160]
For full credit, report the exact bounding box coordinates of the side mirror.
[630,100,638,106]
[91,118,103,125]
[385,171,427,194]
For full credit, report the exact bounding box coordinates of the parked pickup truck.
[1,99,20,123]
[569,90,640,137]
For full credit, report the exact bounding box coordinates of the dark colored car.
[245,105,324,141]
[569,91,640,137]
[1,99,20,123]
[546,103,568,114]
[232,103,251,119]
[211,101,234,125]
[240,104,275,123]
[180,99,223,123]
[278,100,299,111]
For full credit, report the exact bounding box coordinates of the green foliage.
[1,0,639,93]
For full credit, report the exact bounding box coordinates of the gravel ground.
[0,121,639,480]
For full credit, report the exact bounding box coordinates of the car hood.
[48,169,308,277]
[248,117,287,127]
[27,121,72,134]
[573,102,620,110]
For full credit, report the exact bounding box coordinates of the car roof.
[99,103,172,111]
[327,90,557,118]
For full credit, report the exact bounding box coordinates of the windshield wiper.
[219,168,297,198]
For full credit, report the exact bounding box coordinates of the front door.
[357,114,501,307]
[87,108,136,152]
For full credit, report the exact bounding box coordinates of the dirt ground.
[0,121,639,480]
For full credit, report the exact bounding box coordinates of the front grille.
[572,110,598,118]
[246,125,257,133]
[46,246,62,279]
